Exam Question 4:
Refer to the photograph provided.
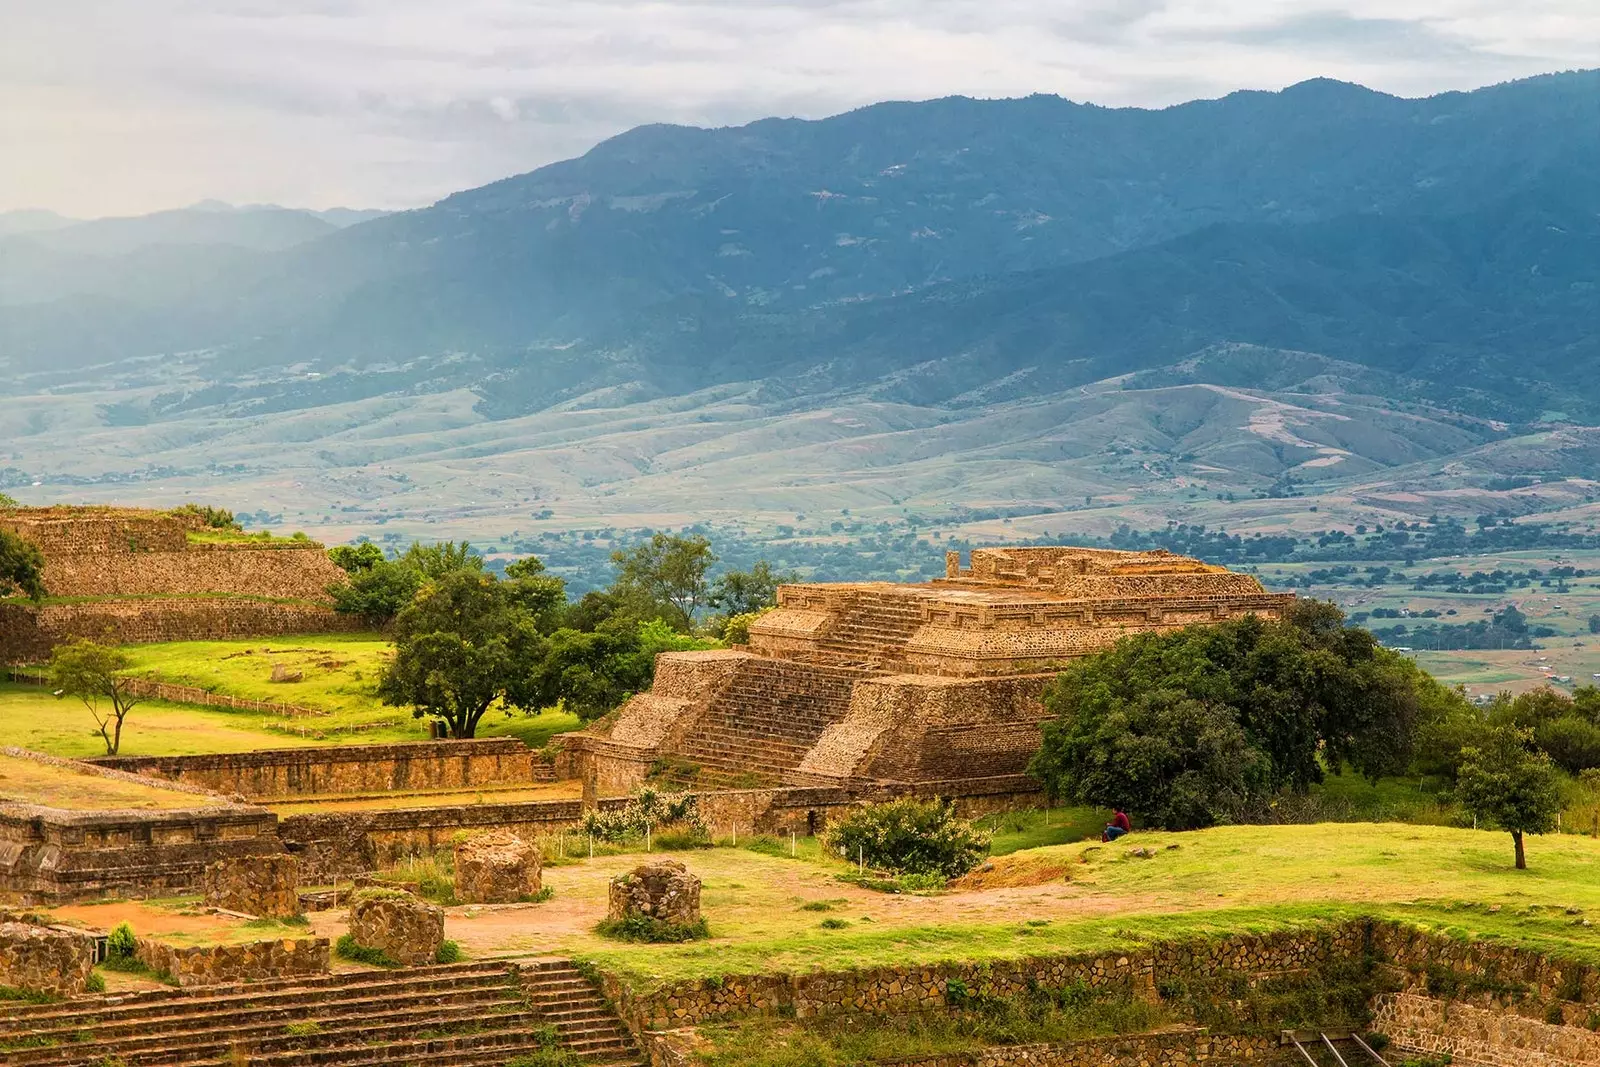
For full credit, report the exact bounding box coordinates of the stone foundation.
[347,891,444,966]
[454,830,542,904]
[202,853,301,918]
[608,860,701,928]
[136,935,329,988]
[881,1032,1295,1067]
[0,920,96,998]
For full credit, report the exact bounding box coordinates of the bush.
[334,933,400,968]
[580,786,705,842]
[596,915,710,943]
[434,940,462,964]
[85,971,106,994]
[823,798,990,879]
[1535,716,1600,774]
[106,922,136,960]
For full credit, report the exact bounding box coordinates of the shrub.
[596,915,710,943]
[334,933,399,968]
[106,922,136,961]
[580,786,705,842]
[823,798,990,879]
[85,972,106,994]
[434,940,462,964]
[818,918,849,929]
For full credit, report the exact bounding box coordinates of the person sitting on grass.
[1102,807,1131,842]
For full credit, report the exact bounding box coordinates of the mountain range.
[2,72,1598,544]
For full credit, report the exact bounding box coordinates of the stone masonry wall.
[202,854,301,918]
[0,510,195,555]
[880,1033,1294,1067]
[135,935,329,988]
[0,920,96,997]
[39,547,346,601]
[94,739,540,799]
[605,925,1366,1029]
[0,598,359,663]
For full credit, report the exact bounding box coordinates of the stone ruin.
[453,829,542,904]
[202,853,301,919]
[0,917,96,998]
[573,546,1293,797]
[0,505,358,663]
[607,859,702,928]
[347,889,444,966]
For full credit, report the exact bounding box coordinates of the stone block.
[202,853,300,918]
[608,859,702,927]
[0,920,95,998]
[348,891,444,966]
[454,829,542,904]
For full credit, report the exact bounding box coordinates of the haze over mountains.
[3,72,1599,544]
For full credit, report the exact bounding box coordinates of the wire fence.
[5,669,328,718]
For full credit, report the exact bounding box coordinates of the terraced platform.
[0,958,641,1067]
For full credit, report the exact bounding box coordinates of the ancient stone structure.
[94,738,552,799]
[607,859,702,928]
[0,506,356,661]
[0,919,96,997]
[202,853,301,918]
[347,889,445,966]
[135,935,329,987]
[454,829,542,904]
[574,546,1291,796]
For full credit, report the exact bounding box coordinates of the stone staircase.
[0,959,641,1067]
[807,592,927,670]
[672,658,861,783]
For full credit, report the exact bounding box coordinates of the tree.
[328,542,385,573]
[329,561,425,625]
[504,556,568,631]
[398,540,482,579]
[708,561,795,617]
[377,570,544,738]
[1029,601,1449,829]
[51,639,141,755]
[610,534,716,630]
[1456,727,1561,869]
[0,530,46,600]
[0,492,18,508]
[1589,614,1600,635]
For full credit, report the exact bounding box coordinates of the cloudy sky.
[4,1,1597,217]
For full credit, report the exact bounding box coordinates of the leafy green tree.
[1456,727,1562,869]
[0,530,46,600]
[1030,601,1446,829]
[398,540,482,579]
[328,560,425,625]
[610,534,716,630]
[708,561,795,616]
[169,503,238,529]
[377,570,544,738]
[0,492,18,508]
[1589,614,1600,635]
[822,798,991,878]
[328,542,385,573]
[528,618,715,721]
[51,639,141,755]
[504,555,568,631]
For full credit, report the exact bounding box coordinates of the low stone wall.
[605,926,1364,1029]
[135,935,329,988]
[880,1033,1293,1067]
[203,854,301,918]
[0,802,285,903]
[0,920,96,997]
[94,739,543,799]
[0,599,360,663]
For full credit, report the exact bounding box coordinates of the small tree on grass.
[823,798,990,879]
[1456,726,1562,870]
[51,638,141,755]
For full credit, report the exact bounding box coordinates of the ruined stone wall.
[40,547,345,601]
[0,803,285,903]
[93,739,540,799]
[878,1033,1293,1067]
[0,920,96,997]
[606,925,1366,1029]
[0,509,196,554]
[135,935,329,988]
[0,599,360,663]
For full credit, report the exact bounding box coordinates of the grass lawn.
[0,752,223,810]
[392,821,1600,989]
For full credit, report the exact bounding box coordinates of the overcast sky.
[4,1,1597,218]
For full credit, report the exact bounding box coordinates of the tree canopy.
[1029,601,1455,829]
[1456,726,1562,869]
[51,639,141,755]
[610,533,716,630]
[0,530,46,601]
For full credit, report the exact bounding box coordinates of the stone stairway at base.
[673,658,862,782]
[0,959,642,1067]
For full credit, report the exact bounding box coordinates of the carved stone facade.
[575,546,1290,795]
[454,830,542,904]
[608,860,702,928]
[347,891,444,966]
[202,853,301,918]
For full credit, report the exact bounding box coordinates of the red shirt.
[1111,811,1131,832]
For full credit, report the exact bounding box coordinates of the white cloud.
[1,0,1595,216]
